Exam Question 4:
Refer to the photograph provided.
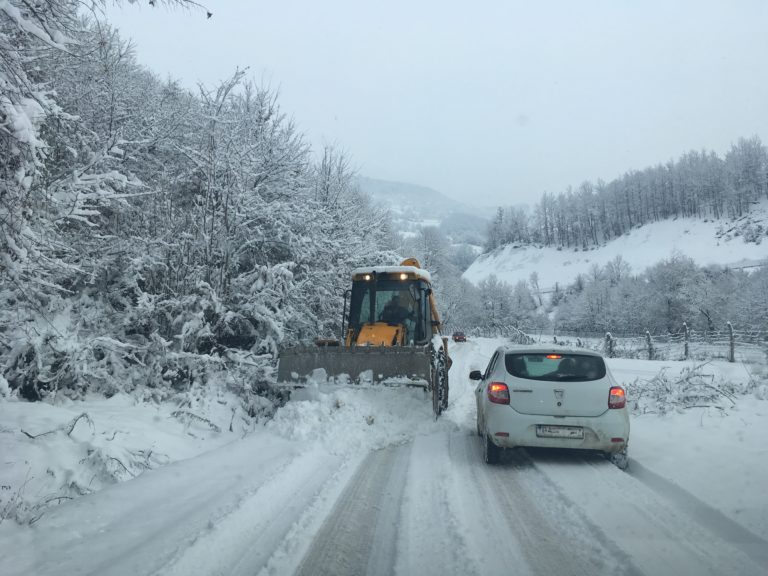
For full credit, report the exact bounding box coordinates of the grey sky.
[106,0,768,208]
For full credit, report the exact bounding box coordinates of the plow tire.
[431,344,449,418]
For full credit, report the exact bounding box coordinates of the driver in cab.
[381,293,413,325]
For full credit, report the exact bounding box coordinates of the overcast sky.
[106,0,768,208]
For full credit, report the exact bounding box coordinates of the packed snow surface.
[2,338,767,575]
[465,209,768,289]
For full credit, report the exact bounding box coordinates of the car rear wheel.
[483,430,502,464]
[608,448,629,470]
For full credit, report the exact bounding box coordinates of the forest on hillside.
[0,2,397,405]
[486,137,768,252]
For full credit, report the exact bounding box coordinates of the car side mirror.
[469,370,482,381]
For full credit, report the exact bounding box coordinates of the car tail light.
[608,386,626,409]
[488,382,510,405]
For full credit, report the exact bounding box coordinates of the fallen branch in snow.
[0,468,32,526]
[171,410,222,433]
[107,456,135,478]
[689,381,736,405]
[627,363,742,415]
[19,428,55,440]
[42,495,73,505]
[20,412,94,439]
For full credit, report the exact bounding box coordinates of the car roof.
[500,346,605,358]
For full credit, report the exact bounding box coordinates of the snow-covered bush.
[625,364,744,415]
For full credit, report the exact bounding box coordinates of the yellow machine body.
[276,258,451,415]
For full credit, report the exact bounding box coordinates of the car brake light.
[608,386,626,409]
[546,354,562,359]
[488,382,510,405]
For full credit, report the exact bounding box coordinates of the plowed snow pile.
[267,386,456,455]
[0,387,251,524]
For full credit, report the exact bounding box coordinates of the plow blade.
[276,345,432,388]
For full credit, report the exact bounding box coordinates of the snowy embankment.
[0,381,250,524]
[464,205,768,289]
[1,338,767,575]
[0,379,456,575]
[608,357,768,541]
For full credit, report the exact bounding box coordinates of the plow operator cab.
[346,263,435,348]
[277,258,451,417]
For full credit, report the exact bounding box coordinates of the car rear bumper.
[485,406,630,454]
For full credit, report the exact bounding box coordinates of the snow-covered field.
[1,338,767,575]
[465,206,768,289]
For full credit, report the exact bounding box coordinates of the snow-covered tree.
[1,10,398,405]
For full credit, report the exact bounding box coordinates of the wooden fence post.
[683,322,689,359]
[727,322,735,363]
[605,332,614,358]
[646,331,654,360]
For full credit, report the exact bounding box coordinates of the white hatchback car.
[472,346,629,467]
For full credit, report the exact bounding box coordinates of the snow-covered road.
[3,338,767,576]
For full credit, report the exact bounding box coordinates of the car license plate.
[536,425,584,439]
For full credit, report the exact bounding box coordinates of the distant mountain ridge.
[356,176,492,244]
[357,176,491,220]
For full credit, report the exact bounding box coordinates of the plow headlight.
[399,273,408,280]
[364,274,371,281]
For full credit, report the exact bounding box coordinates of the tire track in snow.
[628,458,768,569]
[395,433,484,576]
[445,431,537,576]
[531,450,768,576]
[293,444,410,576]
[452,433,639,576]
[159,448,347,576]
[6,436,301,576]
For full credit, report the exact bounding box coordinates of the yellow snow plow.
[276,258,450,416]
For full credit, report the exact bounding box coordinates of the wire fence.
[445,322,768,363]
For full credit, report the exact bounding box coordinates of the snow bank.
[632,399,768,540]
[1,359,458,526]
[267,385,455,457]
[0,387,250,524]
[607,356,768,540]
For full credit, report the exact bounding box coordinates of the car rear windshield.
[504,353,606,382]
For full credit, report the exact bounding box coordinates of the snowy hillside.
[465,205,768,290]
